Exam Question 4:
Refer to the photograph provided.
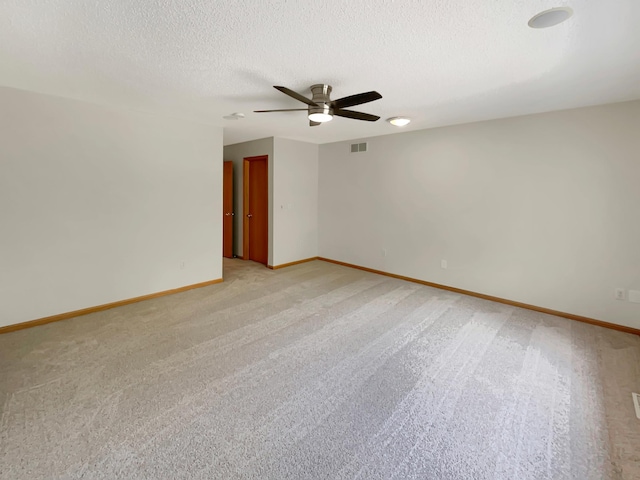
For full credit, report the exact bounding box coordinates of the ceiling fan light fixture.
[255,85,382,126]
[388,116,411,127]
[308,112,333,123]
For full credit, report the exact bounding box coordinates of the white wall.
[223,137,318,267]
[319,101,640,329]
[272,138,319,266]
[223,137,273,261]
[0,87,223,328]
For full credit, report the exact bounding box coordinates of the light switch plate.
[628,290,640,304]
[632,393,640,420]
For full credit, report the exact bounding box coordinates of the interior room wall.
[272,138,319,266]
[0,87,223,328]
[318,101,640,329]
[223,137,274,261]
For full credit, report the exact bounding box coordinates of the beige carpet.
[1,259,639,479]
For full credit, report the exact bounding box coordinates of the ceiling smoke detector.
[223,113,245,120]
[528,7,574,29]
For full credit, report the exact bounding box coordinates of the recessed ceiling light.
[528,7,573,29]
[387,117,411,127]
[223,113,245,120]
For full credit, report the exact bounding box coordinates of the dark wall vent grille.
[350,142,368,153]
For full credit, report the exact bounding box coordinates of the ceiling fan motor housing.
[309,84,333,116]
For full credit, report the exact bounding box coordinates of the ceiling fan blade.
[274,86,318,106]
[333,109,380,122]
[254,109,308,113]
[331,91,382,109]
[309,120,321,127]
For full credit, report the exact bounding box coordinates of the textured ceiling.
[1,1,639,146]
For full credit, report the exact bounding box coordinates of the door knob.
[247,214,253,218]
[225,213,231,216]
[231,212,235,216]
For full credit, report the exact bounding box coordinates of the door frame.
[243,155,269,262]
[222,161,234,258]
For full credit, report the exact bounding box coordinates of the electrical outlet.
[615,288,626,301]
[441,259,448,269]
[381,249,387,257]
[180,261,185,270]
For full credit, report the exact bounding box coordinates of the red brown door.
[243,155,268,265]
[223,161,234,258]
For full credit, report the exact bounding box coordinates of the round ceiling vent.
[528,7,574,29]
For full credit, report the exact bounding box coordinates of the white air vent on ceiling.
[350,142,368,153]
